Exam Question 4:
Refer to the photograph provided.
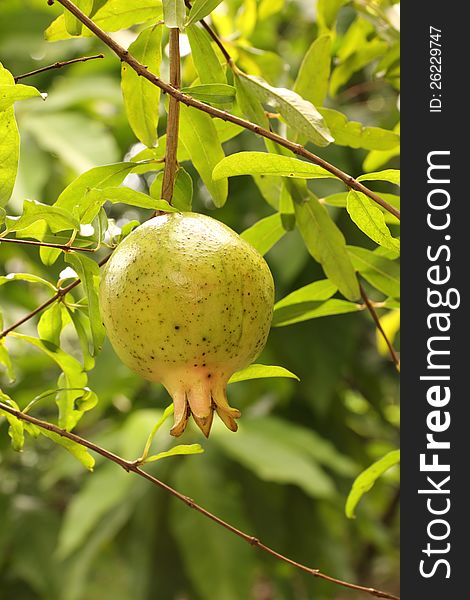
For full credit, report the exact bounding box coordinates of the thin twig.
[53,0,400,221]
[0,237,97,253]
[360,283,400,371]
[14,54,104,82]
[161,28,181,203]
[0,401,399,600]
[0,254,111,340]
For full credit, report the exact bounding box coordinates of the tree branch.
[0,237,98,253]
[53,0,400,221]
[0,400,399,600]
[161,28,181,204]
[360,283,400,371]
[14,54,104,82]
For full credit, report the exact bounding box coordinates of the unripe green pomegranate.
[99,212,274,437]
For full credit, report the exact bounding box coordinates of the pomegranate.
[99,212,274,437]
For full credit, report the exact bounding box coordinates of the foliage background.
[0,1,400,599]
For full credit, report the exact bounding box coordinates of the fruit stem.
[161,28,181,205]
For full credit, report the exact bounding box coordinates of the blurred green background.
[0,1,399,599]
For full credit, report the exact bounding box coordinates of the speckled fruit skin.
[99,212,274,437]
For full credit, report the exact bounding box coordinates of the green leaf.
[294,34,331,107]
[213,418,335,498]
[145,444,204,462]
[64,0,93,36]
[228,364,299,384]
[46,0,163,41]
[0,83,45,111]
[39,429,95,471]
[9,333,87,431]
[5,200,80,234]
[237,72,333,146]
[317,0,347,29]
[347,246,400,299]
[357,169,400,185]
[186,25,227,85]
[67,308,95,371]
[240,213,285,255]
[0,342,15,382]
[274,298,362,327]
[320,108,400,151]
[38,303,64,346]
[65,254,105,355]
[0,272,57,292]
[97,186,178,212]
[181,83,235,104]
[0,392,24,451]
[234,73,269,128]
[294,193,360,300]
[54,162,136,221]
[275,279,337,309]
[163,0,186,28]
[347,191,400,252]
[363,123,400,171]
[149,168,193,211]
[346,450,400,518]
[122,24,162,148]
[186,0,224,25]
[330,38,387,96]
[0,65,19,208]
[179,104,227,207]
[213,151,336,181]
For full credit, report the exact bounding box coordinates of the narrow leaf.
[64,0,93,36]
[228,364,299,384]
[357,169,400,185]
[39,429,95,471]
[0,392,24,451]
[179,104,227,207]
[0,65,19,207]
[294,194,360,300]
[181,83,235,104]
[5,200,80,234]
[213,152,336,181]
[65,254,106,355]
[187,0,224,25]
[346,450,400,518]
[122,24,162,147]
[46,0,163,41]
[320,108,400,151]
[98,186,178,212]
[347,191,400,252]
[240,213,285,255]
[0,272,57,292]
[238,72,333,146]
[145,444,204,462]
[149,168,193,211]
[55,162,136,221]
[347,245,400,299]
[273,298,362,327]
[186,24,227,84]
[294,34,331,107]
